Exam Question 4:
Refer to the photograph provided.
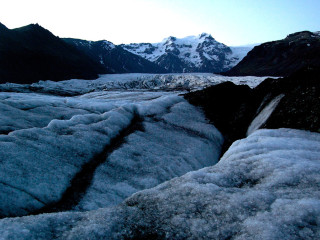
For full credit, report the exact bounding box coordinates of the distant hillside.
[0,23,105,84]
[63,38,166,73]
[223,31,320,76]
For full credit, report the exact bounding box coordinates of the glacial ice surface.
[0,73,270,96]
[1,129,319,240]
[0,90,223,217]
[75,99,223,211]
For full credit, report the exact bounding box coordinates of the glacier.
[0,73,269,96]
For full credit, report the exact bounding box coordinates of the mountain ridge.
[63,38,167,74]
[0,23,106,84]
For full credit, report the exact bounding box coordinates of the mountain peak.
[285,31,315,41]
[199,33,213,40]
[163,36,177,44]
[12,23,58,42]
[15,23,44,31]
[0,22,8,31]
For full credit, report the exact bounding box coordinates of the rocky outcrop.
[0,23,105,84]
[223,31,320,76]
[253,67,320,132]
[184,81,254,152]
[185,67,320,152]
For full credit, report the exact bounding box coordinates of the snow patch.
[313,31,320,37]
[225,45,256,68]
[103,40,115,50]
[247,94,284,136]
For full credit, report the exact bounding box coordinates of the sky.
[0,0,319,46]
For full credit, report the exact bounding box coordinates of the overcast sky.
[1,0,319,46]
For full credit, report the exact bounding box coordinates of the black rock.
[184,81,254,153]
[255,67,320,132]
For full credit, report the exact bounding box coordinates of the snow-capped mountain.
[63,33,254,74]
[122,33,252,73]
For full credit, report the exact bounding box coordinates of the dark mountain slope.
[154,52,187,72]
[223,31,320,77]
[185,67,320,152]
[63,38,167,73]
[0,23,105,84]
